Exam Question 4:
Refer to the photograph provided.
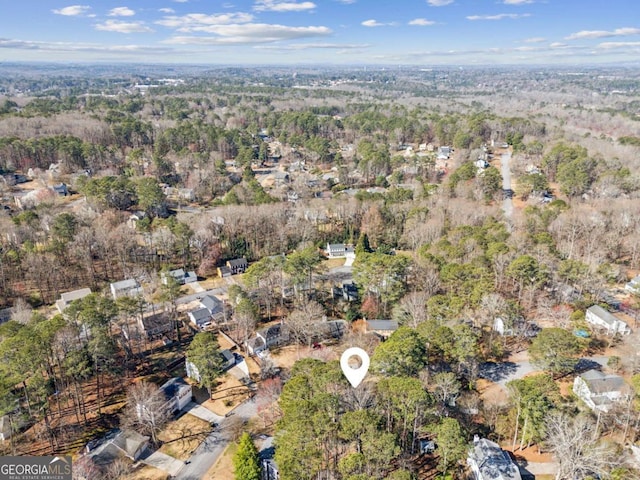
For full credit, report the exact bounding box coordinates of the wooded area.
[0,64,640,479]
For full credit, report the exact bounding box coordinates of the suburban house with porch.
[585,305,631,335]
[573,369,631,413]
[226,258,249,275]
[467,436,522,480]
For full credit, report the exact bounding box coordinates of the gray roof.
[111,278,139,291]
[367,320,399,332]
[60,288,92,303]
[228,258,248,267]
[160,377,191,401]
[469,438,522,480]
[580,369,627,394]
[200,295,223,314]
[587,305,622,327]
[189,308,211,324]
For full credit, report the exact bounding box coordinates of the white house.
[186,349,236,382]
[110,279,143,300]
[187,294,225,329]
[56,288,92,313]
[625,275,640,295]
[159,377,193,414]
[326,243,354,259]
[468,436,522,480]
[573,369,631,413]
[162,269,197,285]
[585,305,630,335]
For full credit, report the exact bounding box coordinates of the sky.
[0,0,639,65]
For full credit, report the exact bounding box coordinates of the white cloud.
[466,13,530,20]
[597,41,640,49]
[254,1,316,12]
[427,0,453,5]
[566,27,640,40]
[173,0,188,2]
[95,20,154,33]
[164,23,331,44]
[255,42,369,50]
[503,0,533,4]
[159,8,175,13]
[52,5,91,16]
[409,18,435,26]
[523,37,545,43]
[0,37,173,54]
[336,0,356,3]
[362,19,385,27]
[108,7,135,17]
[549,42,568,48]
[156,13,254,31]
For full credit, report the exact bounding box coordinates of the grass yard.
[206,443,237,480]
[158,414,212,461]
[125,464,168,480]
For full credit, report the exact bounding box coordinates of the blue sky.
[1,1,639,64]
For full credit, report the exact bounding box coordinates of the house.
[0,416,11,442]
[200,295,224,320]
[85,429,149,464]
[366,320,399,339]
[137,312,173,339]
[56,288,92,313]
[247,324,290,355]
[188,308,213,329]
[467,436,522,480]
[217,265,232,278]
[326,243,355,259]
[342,282,359,302]
[227,258,248,275]
[438,146,452,159]
[159,377,193,414]
[573,369,631,413]
[585,305,631,335]
[186,350,236,382]
[475,158,489,170]
[110,279,143,300]
[162,268,197,285]
[259,436,279,480]
[625,275,640,295]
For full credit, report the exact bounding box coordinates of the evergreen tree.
[234,432,260,480]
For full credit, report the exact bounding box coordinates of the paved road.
[479,355,610,391]
[174,399,258,480]
[500,149,514,220]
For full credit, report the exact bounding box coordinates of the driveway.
[500,150,514,220]
[479,355,610,391]
[175,399,259,479]
[140,450,185,477]
[184,402,224,424]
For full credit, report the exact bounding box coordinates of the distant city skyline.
[1,0,639,65]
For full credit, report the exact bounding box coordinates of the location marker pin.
[340,347,370,388]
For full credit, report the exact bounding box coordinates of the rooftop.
[580,369,627,394]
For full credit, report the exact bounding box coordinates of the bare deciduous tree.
[121,381,171,445]
[544,412,619,480]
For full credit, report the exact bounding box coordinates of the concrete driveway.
[140,450,185,477]
[184,402,224,423]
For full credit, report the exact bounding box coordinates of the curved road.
[175,399,258,480]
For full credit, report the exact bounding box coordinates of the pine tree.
[233,432,260,480]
